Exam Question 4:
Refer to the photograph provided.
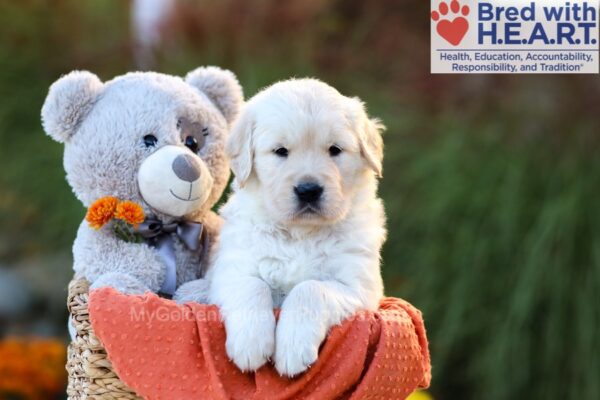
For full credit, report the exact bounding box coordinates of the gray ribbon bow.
[136,218,207,297]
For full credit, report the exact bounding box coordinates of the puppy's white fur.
[208,79,386,377]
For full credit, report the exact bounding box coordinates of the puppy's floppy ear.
[41,71,103,143]
[361,117,385,178]
[185,66,244,125]
[347,97,385,178]
[226,109,254,187]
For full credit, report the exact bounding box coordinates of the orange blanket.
[89,288,431,400]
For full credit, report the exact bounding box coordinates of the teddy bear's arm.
[72,220,165,294]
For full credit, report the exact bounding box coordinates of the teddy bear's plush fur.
[42,67,242,296]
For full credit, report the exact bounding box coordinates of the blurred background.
[0,0,598,399]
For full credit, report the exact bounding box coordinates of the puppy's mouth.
[294,204,322,218]
[169,183,200,202]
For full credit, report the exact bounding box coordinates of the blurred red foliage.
[162,0,600,128]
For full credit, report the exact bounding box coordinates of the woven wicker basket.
[66,278,141,400]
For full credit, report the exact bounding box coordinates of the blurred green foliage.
[383,123,600,399]
[0,1,598,399]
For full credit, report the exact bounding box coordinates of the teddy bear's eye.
[143,134,158,148]
[185,136,199,153]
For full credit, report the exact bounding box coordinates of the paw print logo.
[431,0,470,46]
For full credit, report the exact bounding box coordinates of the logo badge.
[431,0,600,73]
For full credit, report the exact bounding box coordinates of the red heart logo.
[436,17,468,46]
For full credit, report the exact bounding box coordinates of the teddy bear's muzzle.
[172,154,201,182]
[138,145,213,217]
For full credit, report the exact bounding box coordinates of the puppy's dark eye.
[274,147,289,157]
[185,136,199,153]
[328,145,342,156]
[143,134,158,148]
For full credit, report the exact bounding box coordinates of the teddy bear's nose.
[172,154,201,182]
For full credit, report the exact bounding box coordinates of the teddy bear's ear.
[185,66,244,125]
[41,71,103,143]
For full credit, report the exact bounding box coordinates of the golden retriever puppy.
[211,79,386,376]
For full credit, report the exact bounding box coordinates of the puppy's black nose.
[172,154,201,182]
[294,182,324,204]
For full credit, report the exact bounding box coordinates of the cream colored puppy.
[209,79,386,377]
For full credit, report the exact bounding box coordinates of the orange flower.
[86,196,119,229]
[114,200,145,228]
[0,337,67,399]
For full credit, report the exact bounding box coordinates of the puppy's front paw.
[224,311,275,372]
[274,317,322,377]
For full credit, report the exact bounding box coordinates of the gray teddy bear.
[42,66,242,299]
